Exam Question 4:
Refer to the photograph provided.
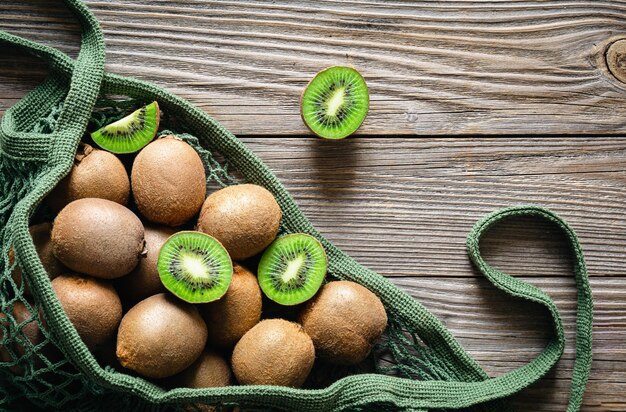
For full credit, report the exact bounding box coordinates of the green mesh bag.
[0,1,593,411]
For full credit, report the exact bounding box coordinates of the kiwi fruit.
[131,136,206,226]
[200,264,261,348]
[157,231,233,304]
[300,66,369,140]
[47,144,130,212]
[299,281,387,365]
[11,302,45,360]
[51,198,145,279]
[197,184,281,260]
[116,293,208,379]
[231,319,314,387]
[169,349,232,389]
[91,101,160,154]
[0,302,46,375]
[95,336,125,373]
[11,223,65,296]
[116,224,176,305]
[0,312,11,365]
[51,274,122,351]
[257,233,327,306]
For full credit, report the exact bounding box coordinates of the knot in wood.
[606,39,626,84]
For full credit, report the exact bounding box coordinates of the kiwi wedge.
[257,233,327,306]
[157,231,233,304]
[91,101,160,154]
[300,66,369,140]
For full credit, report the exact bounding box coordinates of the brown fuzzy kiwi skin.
[95,336,126,373]
[197,184,281,260]
[299,281,387,365]
[47,144,130,212]
[200,264,262,349]
[115,224,176,306]
[0,303,45,375]
[11,302,45,360]
[51,198,145,279]
[0,304,65,380]
[169,349,232,389]
[11,223,65,296]
[131,136,206,227]
[231,319,315,387]
[51,274,122,352]
[116,293,208,379]
[0,312,11,366]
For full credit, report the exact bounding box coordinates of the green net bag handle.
[0,2,592,411]
[0,0,104,163]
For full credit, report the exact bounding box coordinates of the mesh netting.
[0,99,496,411]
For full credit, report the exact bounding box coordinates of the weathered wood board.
[2,0,626,135]
[1,1,625,411]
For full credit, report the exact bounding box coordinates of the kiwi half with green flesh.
[257,233,327,306]
[300,66,369,140]
[91,101,160,154]
[158,231,233,304]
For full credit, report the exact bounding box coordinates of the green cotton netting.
[0,1,592,411]
[0,99,480,411]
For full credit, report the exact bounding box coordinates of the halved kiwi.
[91,101,160,154]
[300,66,369,140]
[157,231,233,304]
[257,233,327,306]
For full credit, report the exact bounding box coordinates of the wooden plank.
[239,137,626,278]
[390,276,626,411]
[2,0,626,135]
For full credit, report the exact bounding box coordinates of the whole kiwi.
[231,319,314,387]
[116,224,176,305]
[0,303,46,375]
[47,144,130,212]
[200,264,262,348]
[169,349,232,389]
[51,274,122,351]
[197,184,281,260]
[10,222,65,296]
[0,312,10,365]
[11,302,45,360]
[299,281,387,365]
[131,136,206,226]
[51,198,145,279]
[116,293,208,379]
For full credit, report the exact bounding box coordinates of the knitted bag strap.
[0,0,104,164]
[465,205,593,411]
[0,3,593,410]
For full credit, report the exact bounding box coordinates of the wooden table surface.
[1,1,625,411]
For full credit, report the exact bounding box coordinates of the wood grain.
[2,0,626,135]
[1,2,625,411]
[392,277,626,411]
[241,137,626,278]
